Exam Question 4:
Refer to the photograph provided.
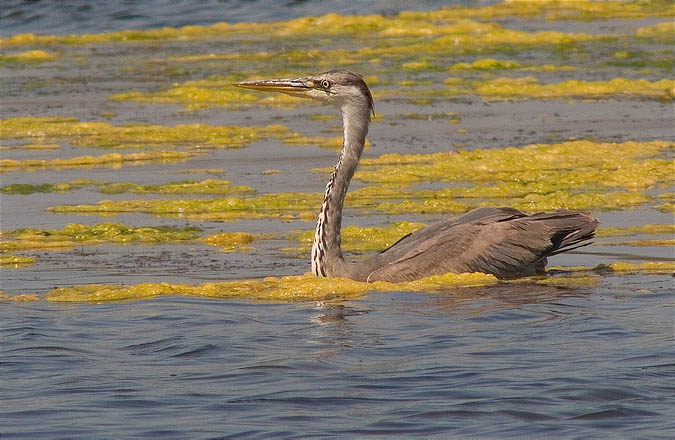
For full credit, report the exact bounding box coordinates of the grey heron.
[235,69,598,282]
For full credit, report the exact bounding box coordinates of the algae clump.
[353,140,672,212]
[0,255,36,267]
[550,261,675,274]
[1,223,202,251]
[99,179,255,195]
[44,271,498,303]
[0,151,194,171]
[200,232,256,252]
[0,50,59,63]
[0,116,288,149]
[596,224,675,237]
[2,179,254,196]
[469,77,674,101]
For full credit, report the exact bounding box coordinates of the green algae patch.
[654,193,675,213]
[0,179,253,195]
[0,116,288,149]
[1,179,99,194]
[292,221,427,254]
[636,22,674,41]
[550,261,675,274]
[48,193,324,221]
[596,224,675,237]
[0,143,60,151]
[506,190,649,212]
[309,114,337,122]
[603,262,675,273]
[528,275,599,288]
[1,223,202,252]
[353,140,672,212]
[604,238,675,247]
[0,255,36,267]
[401,1,673,21]
[0,151,194,171]
[450,58,521,71]
[99,179,255,195]
[449,58,575,73]
[655,202,674,213]
[44,271,498,303]
[467,77,674,101]
[200,232,256,252]
[0,292,40,302]
[0,50,59,64]
[279,133,371,151]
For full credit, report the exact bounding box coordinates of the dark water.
[2,280,673,438]
[1,1,674,438]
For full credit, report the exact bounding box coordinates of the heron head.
[235,69,374,114]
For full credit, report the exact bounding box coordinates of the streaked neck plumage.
[311,101,371,277]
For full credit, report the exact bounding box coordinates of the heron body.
[236,70,598,282]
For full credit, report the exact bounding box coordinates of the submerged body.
[236,70,598,282]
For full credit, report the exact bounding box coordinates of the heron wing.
[366,208,597,282]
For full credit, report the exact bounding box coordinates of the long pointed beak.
[234,77,312,95]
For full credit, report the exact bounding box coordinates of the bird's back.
[349,207,598,282]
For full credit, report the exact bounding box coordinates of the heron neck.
[311,103,370,277]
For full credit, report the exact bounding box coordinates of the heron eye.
[321,79,331,89]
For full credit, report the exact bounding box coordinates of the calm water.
[2,279,674,438]
[1,1,674,438]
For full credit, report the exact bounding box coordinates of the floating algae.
[636,22,675,41]
[48,193,324,221]
[550,261,675,274]
[601,262,675,273]
[1,223,202,251]
[654,192,675,213]
[348,140,671,212]
[0,151,194,171]
[291,221,427,254]
[454,77,674,101]
[200,232,257,253]
[2,179,253,196]
[0,255,36,267]
[1,179,99,194]
[596,224,675,237]
[449,58,575,72]
[505,191,649,212]
[98,179,255,195]
[0,143,60,151]
[398,0,673,21]
[280,133,371,151]
[603,238,675,247]
[0,292,40,302]
[525,275,599,287]
[449,58,522,71]
[44,272,498,303]
[355,140,673,188]
[0,50,59,64]
[0,116,288,149]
